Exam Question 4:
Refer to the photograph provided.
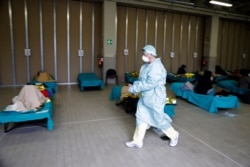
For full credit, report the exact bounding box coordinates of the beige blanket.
[4,85,47,112]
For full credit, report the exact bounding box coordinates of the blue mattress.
[0,101,54,131]
[170,82,239,113]
[110,86,175,117]
[78,73,104,91]
[217,80,250,95]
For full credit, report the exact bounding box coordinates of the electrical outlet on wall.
[242,53,246,59]
[170,52,174,58]
[78,49,84,56]
[24,48,31,56]
[193,52,198,58]
[124,49,129,56]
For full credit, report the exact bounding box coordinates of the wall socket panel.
[170,52,174,58]
[193,52,198,58]
[24,48,31,56]
[124,49,128,56]
[78,49,84,56]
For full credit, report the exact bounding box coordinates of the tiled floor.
[0,84,249,167]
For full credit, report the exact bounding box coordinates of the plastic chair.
[105,69,118,85]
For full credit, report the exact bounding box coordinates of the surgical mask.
[142,55,150,63]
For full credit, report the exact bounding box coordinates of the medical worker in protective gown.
[125,45,179,148]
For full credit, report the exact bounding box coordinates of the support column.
[208,16,219,72]
[204,15,219,73]
[102,0,117,81]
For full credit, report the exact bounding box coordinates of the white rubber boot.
[162,127,179,147]
[125,123,148,148]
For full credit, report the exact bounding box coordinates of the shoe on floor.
[169,132,179,147]
[125,141,143,148]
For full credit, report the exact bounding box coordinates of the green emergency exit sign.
[107,39,112,45]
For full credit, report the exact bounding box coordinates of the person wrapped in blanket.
[125,45,179,148]
[4,85,49,112]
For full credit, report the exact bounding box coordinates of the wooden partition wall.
[0,0,102,86]
[116,5,205,78]
[217,19,250,71]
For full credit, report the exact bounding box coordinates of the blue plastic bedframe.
[170,82,239,113]
[0,101,54,132]
[78,72,104,91]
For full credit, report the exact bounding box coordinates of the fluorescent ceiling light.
[174,0,194,6]
[209,0,233,7]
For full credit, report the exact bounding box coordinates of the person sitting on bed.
[194,70,214,95]
[177,64,186,75]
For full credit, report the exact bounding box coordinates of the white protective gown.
[128,58,172,130]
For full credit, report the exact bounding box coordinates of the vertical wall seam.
[135,9,138,70]
[39,0,44,71]
[67,0,70,83]
[170,13,175,72]
[8,0,16,85]
[24,0,30,82]
[124,7,128,73]
[154,11,158,47]
[91,4,95,72]
[186,16,191,67]
[194,16,199,71]
[179,14,183,67]
[79,0,83,73]
[53,0,57,80]
[145,10,148,44]
[219,20,224,66]
[162,12,167,64]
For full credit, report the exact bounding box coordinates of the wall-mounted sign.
[107,39,112,45]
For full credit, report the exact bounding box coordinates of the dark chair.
[105,69,118,85]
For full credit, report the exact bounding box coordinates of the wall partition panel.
[127,7,137,73]
[163,13,173,71]
[56,0,68,83]
[239,23,248,69]
[187,16,196,72]
[172,13,181,73]
[117,5,205,76]
[0,0,12,85]
[195,17,204,72]
[217,19,250,71]
[228,22,235,70]
[12,0,26,85]
[136,8,146,70]
[232,23,240,70]
[82,3,93,74]
[156,11,164,62]
[116,6,126,79]
[146,10,156,45]
[93,3,102,78]
[43,0,55,79]
[69,0,80,82]
[28,0,42,80]
[217,20,229,69]
[0,0,102,86]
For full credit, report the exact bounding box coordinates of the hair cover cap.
[142,45,157,56]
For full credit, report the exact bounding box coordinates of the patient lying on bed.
[4,85,48,112]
